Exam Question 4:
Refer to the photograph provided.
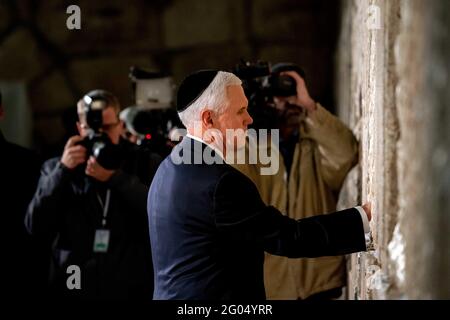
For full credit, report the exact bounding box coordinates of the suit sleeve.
[107,169,149,214]
[106,148,162,214]
[25,160,71,239]
[213,169,366,258]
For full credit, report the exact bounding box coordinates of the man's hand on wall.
[279,70,317,112]
[85,156,115,182]
[362,202,372,221]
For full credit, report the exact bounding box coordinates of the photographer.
[233,63,359,300]
[25,90,160,299]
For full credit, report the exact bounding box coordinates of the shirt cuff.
[355,206,370,233]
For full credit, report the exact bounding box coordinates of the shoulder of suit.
[216,164,259,190]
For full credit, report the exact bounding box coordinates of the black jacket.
[148,137,366,300]
[26,141,161,299]
[0,131,44,298]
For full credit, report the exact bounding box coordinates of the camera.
[233,60,305,130]
[77,93,123,170]
[120,105,178,151]
[128,66,183,156]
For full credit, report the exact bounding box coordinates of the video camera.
[77,91,123,170]
[126,66,182,156]
[120,105,177,147]
[233,60,305,130]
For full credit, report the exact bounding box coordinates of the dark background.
[0,0,340,160]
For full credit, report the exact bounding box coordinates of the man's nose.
[245,113,253,126]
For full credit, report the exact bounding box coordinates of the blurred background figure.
[0,90,47,298]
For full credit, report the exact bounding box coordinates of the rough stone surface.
[0,0,339,152]
[0,2,11,35]
[36,0,161,55]
[251,0,320,43]
[423,0,450,299]
[170,44,253,84]
[0,28,50,81]
[163,0,234,48]
[258,45,330,103]
[401,0,450,299]
[68,56,156,108]
[28,71,75,113]
[336,0,450,299]
[33,116,65,146]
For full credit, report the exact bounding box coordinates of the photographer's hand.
[85,156,115,182]
[61,135,87,169]
[279,71,316,112]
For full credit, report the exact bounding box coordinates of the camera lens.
[269,75,297,97]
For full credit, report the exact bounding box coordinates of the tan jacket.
[232,103,358,299]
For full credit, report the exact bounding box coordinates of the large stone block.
[163,0,239,48]
[35,0,160,54]
[170,44,252,84]
[34,116,65,146]
[257,44,324,72]
[251,0,318,43]
[258,45,330,101]
[68,56,157,108]
[0,1,11,34]
[0,28,50,81]
[28,71,75,113]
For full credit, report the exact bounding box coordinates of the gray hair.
[178,71,242,128]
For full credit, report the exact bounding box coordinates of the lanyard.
[96,189,111,227]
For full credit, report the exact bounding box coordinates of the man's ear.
[201,110,214,129]
[0,105,5,120]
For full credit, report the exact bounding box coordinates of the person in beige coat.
[232,64,358,300]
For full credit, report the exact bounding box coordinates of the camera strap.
[96,189,111,227]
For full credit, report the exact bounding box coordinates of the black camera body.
[233,61,305,130]
[77,94,123,170]
[234,61,299,97]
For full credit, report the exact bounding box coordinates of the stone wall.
[336,0,450,299]
[0,0,339,155]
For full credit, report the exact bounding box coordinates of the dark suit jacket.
[0,131,45,298]
[148,137,366,300]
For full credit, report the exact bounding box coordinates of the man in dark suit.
[148,70,371,300]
